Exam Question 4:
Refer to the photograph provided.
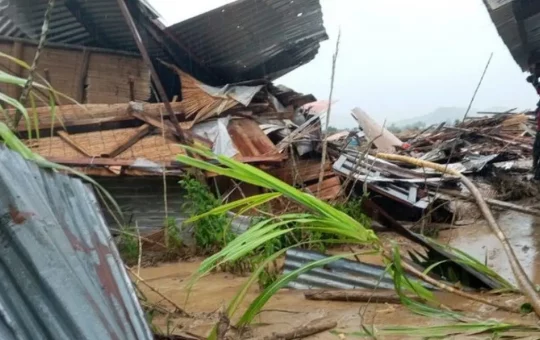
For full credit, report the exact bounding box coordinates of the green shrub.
[180,178,234,253]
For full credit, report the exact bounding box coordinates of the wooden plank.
[57,131,95,156]
[305,176,342,200]
[131,111,212,146]
[75,49,90,103]
[236,154,287,163]
[101,123,153,158]
[46,156,180,168]
[6,102,188,133]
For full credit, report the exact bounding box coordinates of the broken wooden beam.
[57,130,121,175]
[304,289,420,304]
[131,110,212,147]
[46,156,182,168]
[57,131,94,157]
[259,319,337,340]
[101,124,153,158]
[445,126,532,151]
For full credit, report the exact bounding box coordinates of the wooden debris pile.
[0,66,349,202]
[400,111,535,162]
[325,108,540,221]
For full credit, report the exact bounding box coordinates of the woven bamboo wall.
[0,41,150,105]
[27,128,185,162]
[86,52,150,103]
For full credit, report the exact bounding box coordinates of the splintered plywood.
[228,119,278,158]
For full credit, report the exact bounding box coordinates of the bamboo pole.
[14,0,55,128]
[376,153,540,318]
[317,30,340,195]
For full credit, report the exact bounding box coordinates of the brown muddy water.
[440,209,540,286]
[136,207,540,339]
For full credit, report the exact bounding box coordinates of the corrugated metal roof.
[0,0,327,85]
[0,146,152,340]
[0,0,221,85]
[166,0,328,82]
[0,0,154,51]
[284,248,433,290]
[484,0,540,71]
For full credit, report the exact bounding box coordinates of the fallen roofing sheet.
[0,146,152,340]
[166,0,328,82]
[284,248,431,290]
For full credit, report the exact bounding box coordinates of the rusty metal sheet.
[228,118,278,158]
[0,146,152,340]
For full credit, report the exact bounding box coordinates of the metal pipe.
[116,0,190,144]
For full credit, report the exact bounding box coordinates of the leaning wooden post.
[116,0,190,145]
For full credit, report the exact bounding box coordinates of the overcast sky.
[149,0,538,128]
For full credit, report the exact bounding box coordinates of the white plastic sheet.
[191,117,239,158]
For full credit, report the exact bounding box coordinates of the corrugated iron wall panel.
[0,146,152,340]
[96,176,187,233]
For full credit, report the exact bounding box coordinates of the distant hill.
[392,106,512,129]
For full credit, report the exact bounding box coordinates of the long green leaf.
[0,92,30,131]
[207,247,290,340]
[185,192,281,223]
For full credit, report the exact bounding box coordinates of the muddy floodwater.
[137,261,534,339]
[135,205,540,339]
[440,209,540,286]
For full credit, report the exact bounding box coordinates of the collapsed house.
[0,0,331,232]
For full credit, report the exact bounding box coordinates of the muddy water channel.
[440,209,540,286]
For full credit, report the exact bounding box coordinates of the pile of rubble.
[323,108,539,221]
